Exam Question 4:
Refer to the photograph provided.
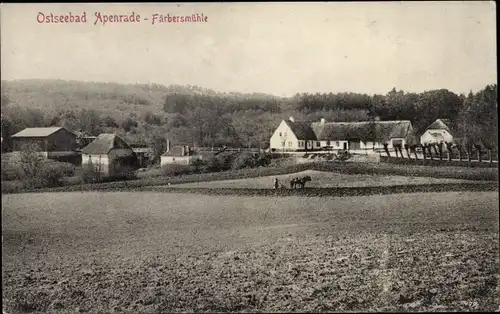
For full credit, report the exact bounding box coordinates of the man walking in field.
[273,177,279,189]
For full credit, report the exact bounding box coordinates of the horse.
[290,176,312,189]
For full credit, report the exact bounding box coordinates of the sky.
[1,2,497,97]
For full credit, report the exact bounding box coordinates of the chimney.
[166,140,170,152]
[320,118,326,125]
[289,116,295,122]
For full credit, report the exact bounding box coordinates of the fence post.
[475,145,482,162]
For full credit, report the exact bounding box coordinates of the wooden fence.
[379,144,498,167]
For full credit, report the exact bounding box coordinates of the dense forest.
[1,79,497,154]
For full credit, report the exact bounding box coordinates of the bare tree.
[445,142,453,161]
[404,144,411,160]
[383,143,390,157]
[410,144,418,160]
[455,143,463,161]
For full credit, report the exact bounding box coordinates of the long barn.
[10,127,79,162]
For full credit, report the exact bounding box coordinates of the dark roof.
[283,120,318,140]
[313,121,413,142]
[82,134,132,154]
[11,127,76,138]
[282,119,415,143]
[426,119,459,134]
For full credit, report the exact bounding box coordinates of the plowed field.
[2,191,499,313]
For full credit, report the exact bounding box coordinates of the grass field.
[2,191,499,313]
[170,170,482,189]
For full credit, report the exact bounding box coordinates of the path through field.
[2,191,499,313]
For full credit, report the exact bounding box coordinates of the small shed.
[160,145,200,166]
[82,134,138,177]
[131,146,154,168]
[420,119,458,145]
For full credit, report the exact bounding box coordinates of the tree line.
[1,83,497,160]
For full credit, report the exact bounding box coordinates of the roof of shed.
[11,127,75,138]
[426,119,459,134]
[82,133,132,154]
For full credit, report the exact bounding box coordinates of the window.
[326,141,330,146]
[281,141,285,147]
[336,141,340,146]
[288,141,292,147]
[315,142,320,147]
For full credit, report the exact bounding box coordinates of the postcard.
[1,2,498,313]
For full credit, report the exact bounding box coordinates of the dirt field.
[170,170,486,189]
[2,191,499,313]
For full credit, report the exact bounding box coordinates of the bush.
[76,164,100,183]
[202,155,223,173]
[1,154,75,187]
[255,153,272,167]
[161,164,196,176]
[44,160,76,177]
[135,166,164,179]
[268,157,297,168]
[1,158,22,181]
[335,150,352,161]
[200,153,235,173]
[38,161,67,187]
[232,152,256,170]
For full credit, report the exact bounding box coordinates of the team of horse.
[290,176,312,189]
[273,175,312,190]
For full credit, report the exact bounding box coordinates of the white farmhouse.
[269,117,417,152]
